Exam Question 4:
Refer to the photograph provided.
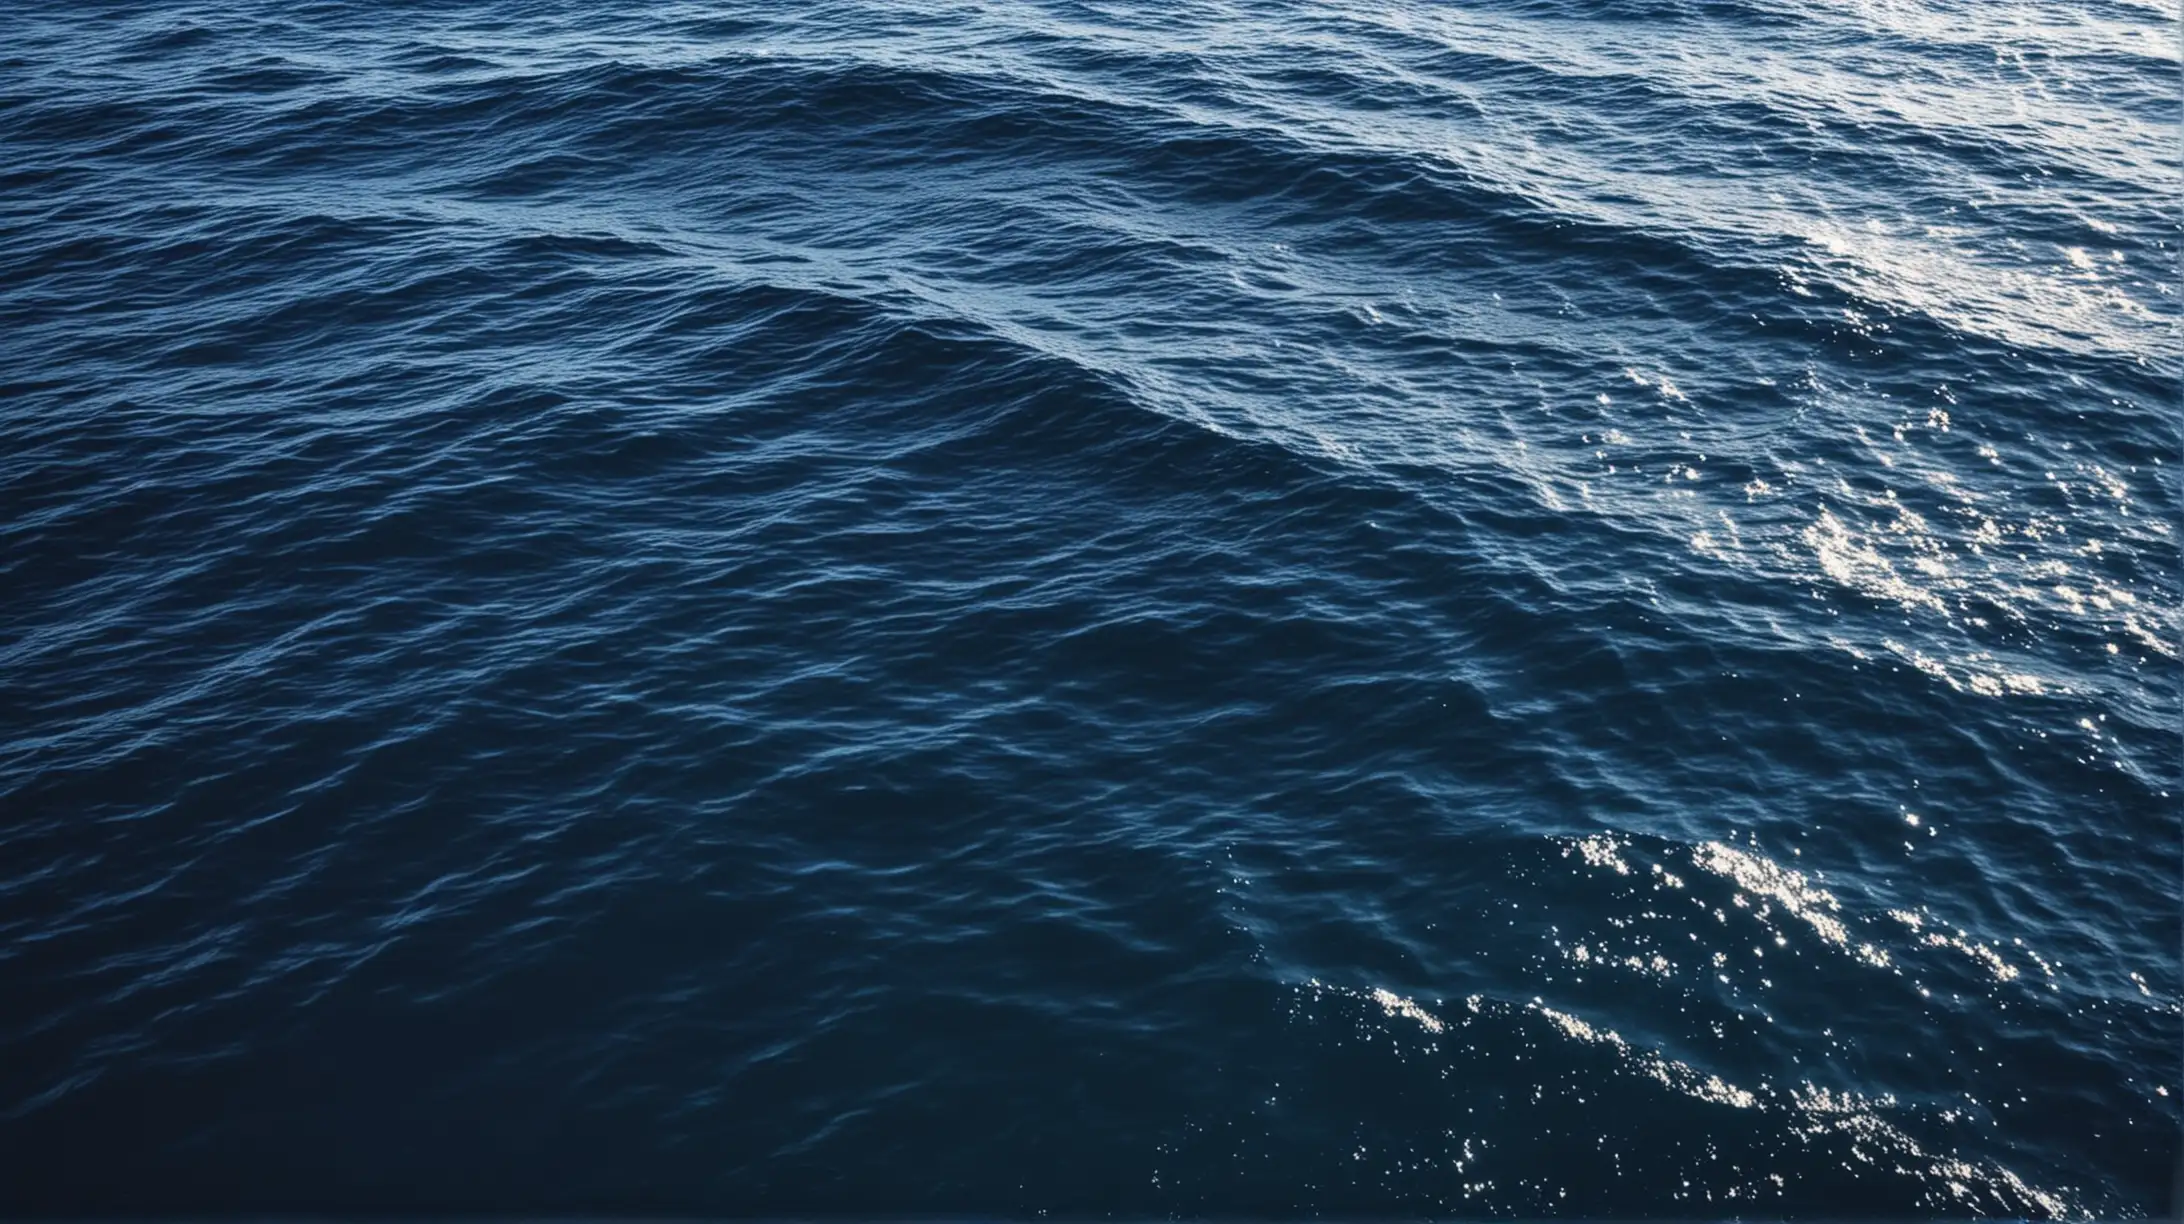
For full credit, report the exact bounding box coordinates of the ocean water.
[2,0,2178,1216]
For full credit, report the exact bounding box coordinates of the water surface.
[2,0,2178,1215]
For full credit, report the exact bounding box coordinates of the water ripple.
[1,0,2176,1215]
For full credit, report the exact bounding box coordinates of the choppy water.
[3,0,2179,1216]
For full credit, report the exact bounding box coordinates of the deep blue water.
[3,0,2179,1216]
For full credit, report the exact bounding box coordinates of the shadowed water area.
[1,0,2179,1216]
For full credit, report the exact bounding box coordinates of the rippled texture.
[3,0,2178,1216]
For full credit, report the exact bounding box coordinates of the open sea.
[2,0,2179,1216]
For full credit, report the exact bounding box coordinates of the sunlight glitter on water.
[1312,977,2083,1216]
